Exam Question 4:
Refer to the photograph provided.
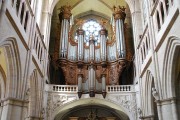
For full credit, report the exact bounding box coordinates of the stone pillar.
[156,101,163,120]
[0,101,3,119]
[113,6,126,59]
[1,99,27,120]
[59,5,72,59]
[171,99,178,120]
[158,98,178,120]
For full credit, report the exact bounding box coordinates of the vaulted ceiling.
[55,0,127,18]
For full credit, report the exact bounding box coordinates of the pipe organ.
[54,5,128,98]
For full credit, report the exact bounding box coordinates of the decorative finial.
[113,5,126,21]
[99,19,108,29]
[75,19,86,29]
[59,5,72,19]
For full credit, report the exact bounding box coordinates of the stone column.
[0,101,3,119]
[156,101,163,120]
[1,99,27,120]
[59,5,72,59]
[171,99,178,120]
[159,98,178,120]
[113,6,126,59]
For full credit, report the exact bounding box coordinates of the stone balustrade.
[106,85,135,92]
[49,85,78,93]
[47,84,135,93]
[151,0,174,32]
[11,0,33,33]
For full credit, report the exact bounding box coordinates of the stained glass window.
[74,19,102,46]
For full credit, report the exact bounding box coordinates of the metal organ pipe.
[113,6,126,59]
[59,5,72,58]
[89,37,95,62]
[100,29,107,62]
[77,29,84,61]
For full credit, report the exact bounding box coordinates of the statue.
[137,108,142,117]
[152,87,159,100]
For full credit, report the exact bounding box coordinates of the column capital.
[100,28,108,35]
[113,5,126,21]
[76,29,84,35]
[59,5,72,20]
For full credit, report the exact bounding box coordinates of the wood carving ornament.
[109,65,118,85]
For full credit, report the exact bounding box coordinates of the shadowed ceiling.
[55,0,127,18]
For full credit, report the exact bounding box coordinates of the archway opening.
[53,98,130,120]
[173,46,180,119]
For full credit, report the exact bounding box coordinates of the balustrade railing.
[138,27,151,64]
[106,85,135,92]
[48,85,134,93]
[49,85,78,93]
[33,24,46,64]
[11,0,33,33]
[152,0,174,32]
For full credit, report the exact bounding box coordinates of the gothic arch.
[144,71,154,114]
[52,98,133,120]
[0,65,6,100]
[48,0,139,16]
[162,36,180,99]
[0,38,22,99]
[29,69,42,118]
[141,70,158,119]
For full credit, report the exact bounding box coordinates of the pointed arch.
[0,38,22,99]
[0,65,6,100]
[141,70,158,119]
[29,70,38,117]
[162,36,180,99]
[29,69,42,118]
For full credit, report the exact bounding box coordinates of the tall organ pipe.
[100,29,107,62]
[77,29,84,61]
[59,5,72,58]
[89,37,95,62]
[88,37,95,97]
[113,6,126,59]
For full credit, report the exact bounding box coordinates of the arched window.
[160,2,164,23]
[141,48,144,63]
[156,11,161,31]
[165,0,169,13]
[75,19,101,46]
[146,37,149,52]
[20,3,25,23]
[16,0,20,14]
[24,12,29,31]
[143,43,146,58]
